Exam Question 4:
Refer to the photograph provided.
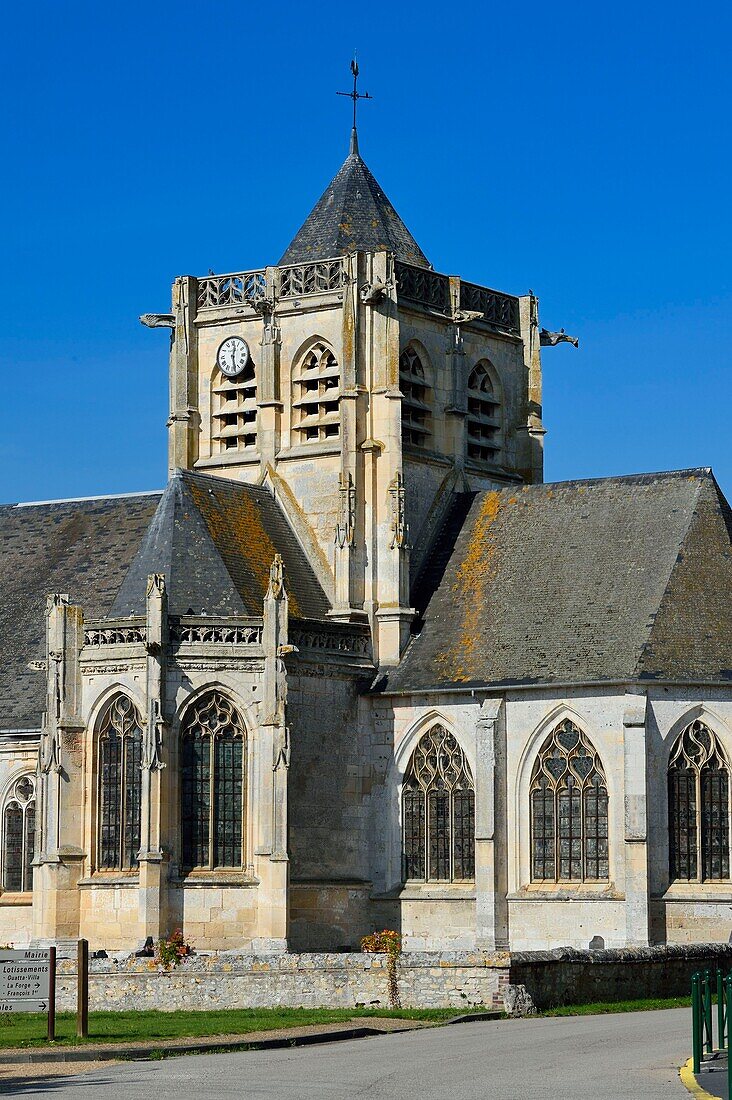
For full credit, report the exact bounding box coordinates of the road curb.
[0,1011,502,1065]
[680,1056,719,1099]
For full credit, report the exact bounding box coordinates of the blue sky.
[1,1,730,502]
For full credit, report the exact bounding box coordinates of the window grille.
[530,720,609,882]
[97,694,143,871]
[466,361,501,464]
[180,692,245,871]
[211,363,257,454]
[292,342,341,444]
[2,775,35,892]
[668,720,730,882]
[400,347,432,449]
[402,725,474,882]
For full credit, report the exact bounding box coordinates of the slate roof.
[279,133,430,268]
[113,470,330,621]
[0,471,330,729]
[0,491,162,729]
[386,469,732,692]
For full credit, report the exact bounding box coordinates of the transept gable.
[111,470,332,620]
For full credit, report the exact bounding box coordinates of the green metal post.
[719,969,725,1050]
[704,971,714,1054]
[727,975,732,1100]
[693,973,702,1074]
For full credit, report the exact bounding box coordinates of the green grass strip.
[0,1006,470,1049]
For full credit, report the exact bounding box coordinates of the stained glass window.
[530,720,609,883]
[669,720,730,882]
[97,694,143,871]
[180,693,245,871]
[2,774,36,892]
[401,725,475,883]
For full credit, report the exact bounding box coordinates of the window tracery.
[292,342,340,443]
[668,720,730,882]
[2,774,35,893]
[530,720,609,882]
[466,361,501,464]
[97,694,143,871]
[180,692,246,871]
[400,347,432,449]
[211,362,257,454]
[402,725,474,882]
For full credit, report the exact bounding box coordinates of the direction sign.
[0,951,50,1010]
[0,999,48,1014]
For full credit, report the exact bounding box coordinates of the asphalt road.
[0,1007,693,1099]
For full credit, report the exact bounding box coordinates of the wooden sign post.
[76,939,88,1039]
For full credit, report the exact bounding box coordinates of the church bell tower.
[144,66,544,665]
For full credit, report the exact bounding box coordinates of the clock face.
[217,336,250,378]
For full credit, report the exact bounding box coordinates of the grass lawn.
[0,1006,467,1049]
[543,996,691,1016]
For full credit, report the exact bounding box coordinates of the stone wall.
[510,944,732,1009]
[47,943,730,1013]
[53,951,509,1012]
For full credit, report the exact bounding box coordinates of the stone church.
[3,119,732,958]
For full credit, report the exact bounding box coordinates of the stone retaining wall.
[51,943,732,1013]
[54,952,509,1012]
[510,943,732,1009]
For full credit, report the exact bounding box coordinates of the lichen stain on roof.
[436,491,502,683]
[187,477,304,619]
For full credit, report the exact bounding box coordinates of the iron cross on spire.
[337,58,372,153]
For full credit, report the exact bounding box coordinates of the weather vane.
[337,56,372,138]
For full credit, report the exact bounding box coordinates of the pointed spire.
[337,57,371,157]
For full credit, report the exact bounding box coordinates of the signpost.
[0,948,56,1039]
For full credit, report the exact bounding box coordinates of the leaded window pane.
[668,721,731,883]
[531,778,555,880]
[123,728,142,870]
[3,803,22,892]
[530,719,609,884]
[702,768,729,881]
[181,732,210,869]
[428,790,451,880]
[584,778,609,880]
[453,789,475,880]
[97,695,143,871]
[401,725,474,883]
[402,787,425,880]
[24,802,35,893]
[99,731,122,870]
[180,693,246,871]
[214,733,243,868]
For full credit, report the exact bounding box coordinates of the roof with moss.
[384,468,732,692]
[0,471,330,728]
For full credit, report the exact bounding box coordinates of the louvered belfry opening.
[212,362,258,454]
[466,361,501,464]
[400,347,432,449]
[292,341,341,444]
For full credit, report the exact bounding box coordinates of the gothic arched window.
[2,775,36,892]
[97,694,143,871]
[292,341,340,443]
[668,720,730,882]
[400,347,432,449]
[402,725,474,882]
[467,361,501,464]
[180,692,246,870]
[530,720,609,882]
